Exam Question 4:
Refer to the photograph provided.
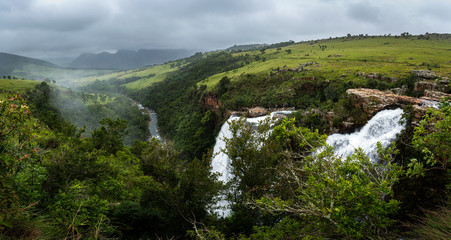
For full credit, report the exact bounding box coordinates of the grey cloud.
[0,0,450,60]
[346,2,381,23]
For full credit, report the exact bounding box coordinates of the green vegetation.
[197,36,451,89]
[0,89,219,239]
[215,118,402,239]
[1,34,450,239]
[75,61,184,89]
[13,64,113,86]
[49,88,150,145]
[0,78,40,95]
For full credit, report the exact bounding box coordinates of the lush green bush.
[0,94,47,238]
[218,117,402,239]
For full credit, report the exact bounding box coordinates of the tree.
[222,117,402,238]
[0,94,46,237]
[408,100,450,175]
[218,76,231,96]
[91,118,128,154]
[130,140,220,238]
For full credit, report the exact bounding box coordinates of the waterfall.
[211,108,406,216]
[326,108,405,161]
[211,111,293,217]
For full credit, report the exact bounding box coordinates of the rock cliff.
[346,88,450,124]
[203,93,222,113]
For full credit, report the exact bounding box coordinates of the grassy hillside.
[0,52,61,75]
[199,36,451,88]
[13,64,113,84]
[76,61,185,89]
[80,35,450,92]
[0,78,40,95]
[0,52,112,85]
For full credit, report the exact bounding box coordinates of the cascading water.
[211,108,406,216]
[326,108,405,161]
[211,111,293,217]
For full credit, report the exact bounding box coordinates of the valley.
[0,34,450,239]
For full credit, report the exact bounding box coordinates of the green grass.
[406,202,451,240]
[0,78,40,93]
[12,63,113,85]
[65,35,451,91]
[76,62,184,89]
[198,36,451,89]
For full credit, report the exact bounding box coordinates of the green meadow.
[11,64,113,85]
[198,36,451,89]
[76,61,186,89]
[0,78,40,96]
[71,35,451,91]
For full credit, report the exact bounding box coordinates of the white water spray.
[326,108,405,161]
[210,108,406,216]
[211,111,293,216]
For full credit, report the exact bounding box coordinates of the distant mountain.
[0,52,62,76]
[69,49,195,70]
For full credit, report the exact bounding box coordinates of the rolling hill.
[69,49,195,70]
[0,52,62,77]
[0,52,114,85]
[77,34,451,92]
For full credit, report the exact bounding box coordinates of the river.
[129,99,162,142]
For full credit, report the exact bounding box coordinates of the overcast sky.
[1,0,450,60]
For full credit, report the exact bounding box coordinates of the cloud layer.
[0,0,450,59]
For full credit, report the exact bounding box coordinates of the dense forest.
[1,35,450,239]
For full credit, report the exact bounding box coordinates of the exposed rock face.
[346,88,450,125]
[423,90,451,102]
[246,107,269,117]
[203,93,222,113]
[414,81,448,92]
[411,70,436,79]
[230,107,295,118]
[346,88,423,116]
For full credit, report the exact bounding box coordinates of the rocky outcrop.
[346,88,449,125]
[203,93,222,113]
[414,81,448,92]
[230,107,295,118]
[346,88,423,116]
[423,90,451,101]
[246,107,269,117]
[357,72,398,82]
[411,70,437,79]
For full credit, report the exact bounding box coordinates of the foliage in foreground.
[0,88,220,239]
[207,117,402,239]
[1,83,450,239]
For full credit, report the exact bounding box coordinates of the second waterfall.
[211,108,406,217]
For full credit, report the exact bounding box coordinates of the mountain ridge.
[69,48,195,70]
[0,52,62,76]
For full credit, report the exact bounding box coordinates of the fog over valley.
[0,0,450,239]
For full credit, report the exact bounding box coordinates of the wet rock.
[246,107,269,117]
